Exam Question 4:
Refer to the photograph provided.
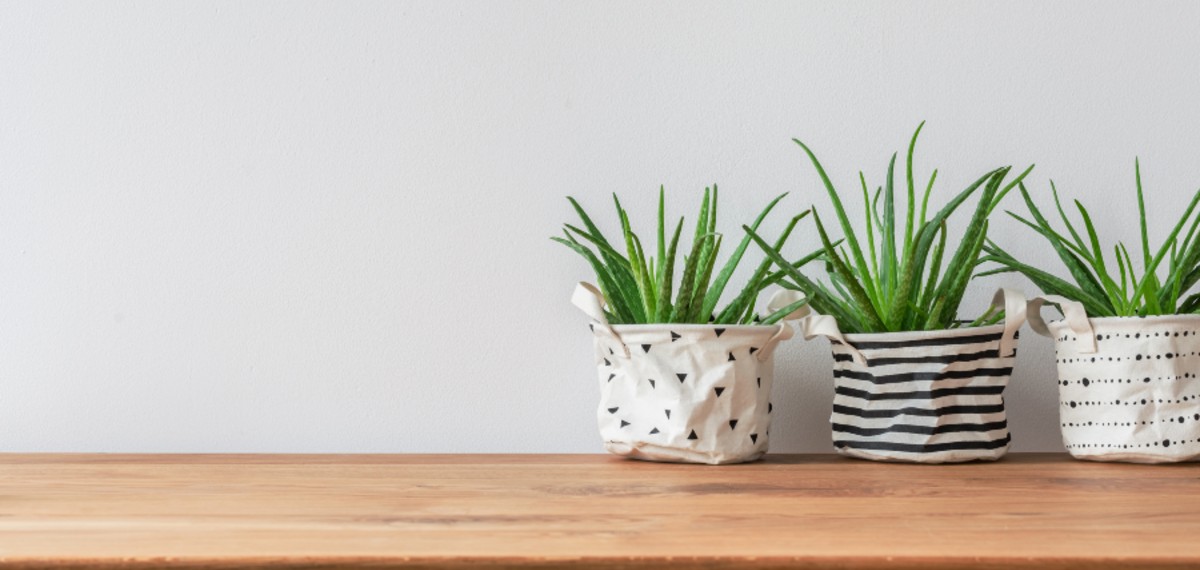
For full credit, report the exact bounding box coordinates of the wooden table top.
[0,453,1198,569]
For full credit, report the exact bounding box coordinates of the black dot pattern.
[589,323,781,464]
[1052,319,1200,462]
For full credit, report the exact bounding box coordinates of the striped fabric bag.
[802,289,1027,463]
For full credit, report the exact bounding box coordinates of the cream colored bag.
[801,289,1027,463]
[1029,296,1200,463]
[573,283,807,464]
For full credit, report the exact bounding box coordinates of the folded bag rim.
[803,288,1027,366]
[840,322,1008,343]
[610,323,786,332]
[1045,313,1200,328]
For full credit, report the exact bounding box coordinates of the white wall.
[4,1,1200,453]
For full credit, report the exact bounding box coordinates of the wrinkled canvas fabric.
[1029,296,1200,463]
[573,283,806,465]
[803,289,1026,463]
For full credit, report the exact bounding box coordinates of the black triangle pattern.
[594,335,776,458]
[589,323,594,332]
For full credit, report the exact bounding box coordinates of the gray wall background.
[4,1,1200,452]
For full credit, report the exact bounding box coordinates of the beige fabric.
[1030,297,1200,463]
[572,283,805,464]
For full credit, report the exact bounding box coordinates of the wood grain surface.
[0,453,1198,569]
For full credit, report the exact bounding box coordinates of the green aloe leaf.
[654,217,684,321]
[764,123,1030,333]
[702,193,788,318]
[556,184,811,324]
[558,190,810,325]
[744,222,855,325]
[552,236,636,323]
[793,137,875,297]
[812,209,887,331]
[717,211,812,323]
[986,162,1200,317]
[761,298,810,325]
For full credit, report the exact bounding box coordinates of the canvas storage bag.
[800,289,1027,463]
[1028,295,1200,463]
[573,283,807,465]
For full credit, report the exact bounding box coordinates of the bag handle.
[1027,295,1097,354]
[799,310,868,366]
[800,287,1028,366]
[757,289,811,362]
[993,288,1027,358]
[572,282,631,358]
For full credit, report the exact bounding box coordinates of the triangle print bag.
[801,289,1027,463]
[1029,295,1200,463]
[573,283,808,465]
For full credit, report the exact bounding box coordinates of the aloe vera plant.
[553,187,822,325]
[747,123,1034,333]
[981,160,1200,317]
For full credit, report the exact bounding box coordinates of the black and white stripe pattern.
[830,324,1015,463]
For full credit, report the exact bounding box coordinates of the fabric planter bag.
[1028,295,1200,463]
[800,289,1027,463]
[572,283,807,465]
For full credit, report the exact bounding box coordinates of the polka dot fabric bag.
[573,283,807,465]
[801,289,1027,463]
[1029,295,1200,463]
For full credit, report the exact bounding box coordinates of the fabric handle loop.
[1027,295,1097,354]
[993,288,1028,358]
[571,282,631,358]
[799,311,867,366]
[756,289,811,362]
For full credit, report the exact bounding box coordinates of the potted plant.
[748,123,1032,463]
[555,187,819,464]
[983,160,1200,463]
